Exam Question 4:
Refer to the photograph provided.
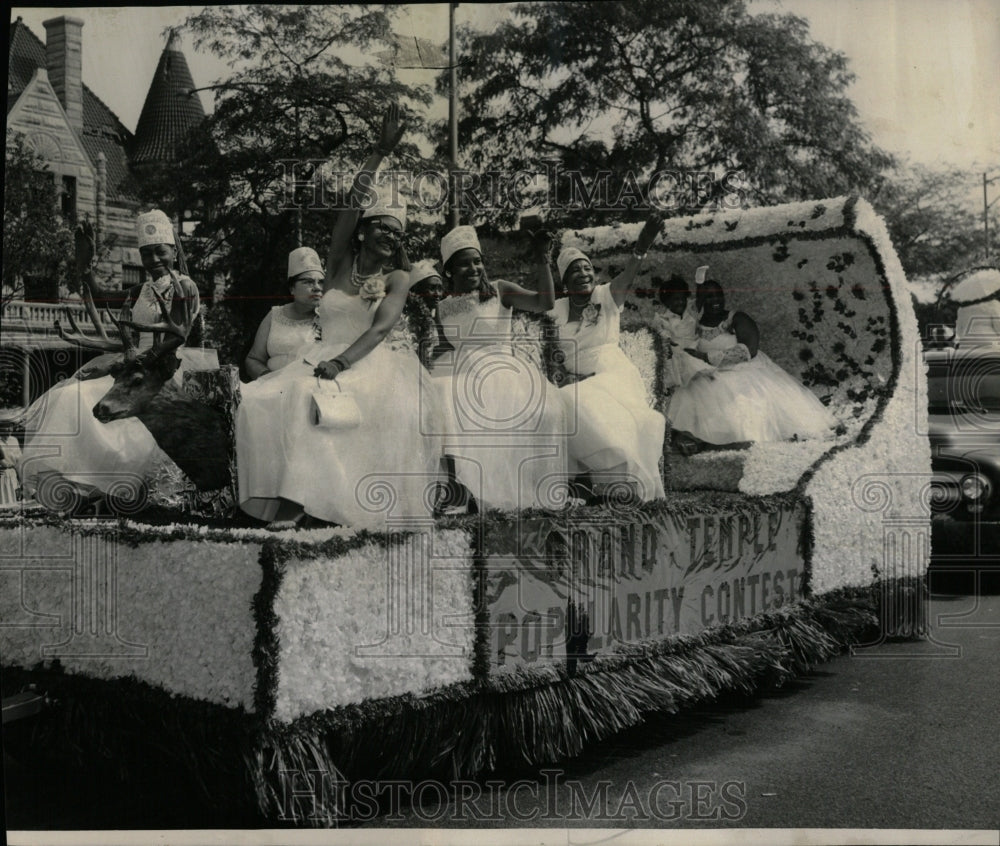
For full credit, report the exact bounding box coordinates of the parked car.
[926,343,1000,520]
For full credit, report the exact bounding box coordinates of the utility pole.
[984,172,999,263]
[448,2,459,229]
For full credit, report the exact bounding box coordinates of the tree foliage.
[144,5,435,365]
[448,0,893,226]
[869,160,998,279]
[3,131,74,309]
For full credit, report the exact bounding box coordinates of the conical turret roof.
[131,29,205,165]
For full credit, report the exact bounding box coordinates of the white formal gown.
[667,312,836,445]
[237,283,444,527]
[550,284,665,500]
[432,291,569,511]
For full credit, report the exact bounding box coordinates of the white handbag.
[310,377,362,429]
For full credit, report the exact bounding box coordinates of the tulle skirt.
[669,347,716,388]
[667,352,836,445]
[432,345,569,511]
[561,345,665,500]
[237,343,445,528]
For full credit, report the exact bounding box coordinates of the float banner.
[485,501,807,674]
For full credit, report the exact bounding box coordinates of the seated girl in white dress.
[667,277,837,453]
[433,225,569,512]
[243,247,323,380]
[20,211,204,510]
[236,106,445,528]
[0,420,22,508]
[548,215,666,502]
[652,269,716,388]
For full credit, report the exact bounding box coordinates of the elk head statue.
[52,221,231,492]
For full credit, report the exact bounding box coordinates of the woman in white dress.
[667,279,836,452]
[236,107,444,528]
[244,248,323,380]
[20,211,202,509]
[433,225,569,512]
[549,215,666,501]
[652,270,716,388]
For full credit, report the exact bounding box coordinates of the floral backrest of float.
[559,197,926,503]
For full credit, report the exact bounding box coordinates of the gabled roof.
[131,30,206,166]
[8,17,136,201]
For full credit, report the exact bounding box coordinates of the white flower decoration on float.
[272,530,476,722]
[0,526,261,709]
[618,328,658,406]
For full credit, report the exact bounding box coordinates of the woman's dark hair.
[695,279,725,311]
[287,273,321,294]
[656,274,690,307]
[409,272,442,302]
[443,251,497,302]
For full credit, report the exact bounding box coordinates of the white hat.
[136,210,176,248]
[287,246,323,279]
[695,265,709,285]
[441,225,481,266]
[556,247,590,282]
[360,184,407,230]
[409,260,441,287]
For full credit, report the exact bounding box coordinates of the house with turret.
[4,15,213,409]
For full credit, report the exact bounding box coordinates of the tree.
[3,132,74,311]
[448,0,893,226]
[146,5,435,365]
[869,160,999,279]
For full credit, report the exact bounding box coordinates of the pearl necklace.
[351,257,384,289]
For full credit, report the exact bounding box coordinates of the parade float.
[1,195,930,824]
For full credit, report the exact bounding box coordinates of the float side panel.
[0,525,262,709]
[271,529,476,722]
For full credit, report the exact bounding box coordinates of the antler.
[54,307,123,352]
[102,305,137,360]
[54,220,130,351]
[119,270,195,352]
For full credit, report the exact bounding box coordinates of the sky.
[10,2,1000,174]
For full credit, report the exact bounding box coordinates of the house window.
[121,264,146,289]
[60,175,77,224]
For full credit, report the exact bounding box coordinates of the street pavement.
[364,586,1000,831]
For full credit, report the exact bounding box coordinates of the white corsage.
[359,277,386,304]
[707,343,752,369]
[580,302,601,329]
